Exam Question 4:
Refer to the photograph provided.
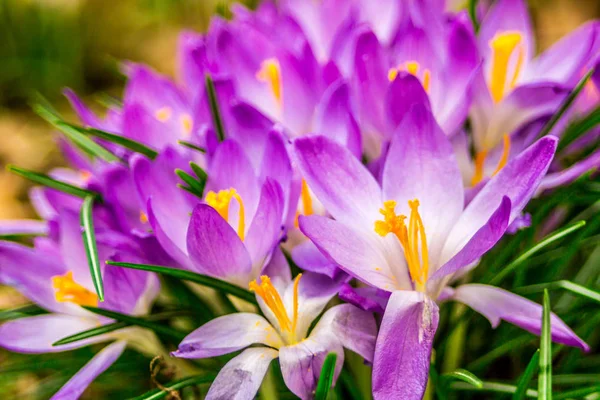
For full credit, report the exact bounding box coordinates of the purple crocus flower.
[172,256,376,400]
[295,105,588,399]
[0,210,159,399]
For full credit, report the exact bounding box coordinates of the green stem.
[442,303,467,373]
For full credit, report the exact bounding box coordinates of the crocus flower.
[0,210,159,400]
[172,256,376,400]
[296,104,588,399]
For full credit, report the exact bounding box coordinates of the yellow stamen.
[388,68,399,82]
[423,69,431,92]
[181,114,193,137]
[489,31,524,103]
[52,271,98,307]
[205,188,246,241]
[155,107,172,122]
[390,61,432,92]
[492,134,511,176]
[471,134,512,185]
[140,210,149,224]
[405,61,419,76]
[256,58,283,108]
[249,274,303,342]
[374,199,429,291]
[294,179,314,228]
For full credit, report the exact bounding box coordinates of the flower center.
[256,58,283,109]
[205,188,246,241]
[250,274,302,344]
[374,199,429,292]
[488,31,524,103]
[294,179,314,228]
[471,133,511,186]
[388,60,431,92]
[52,271,98,307]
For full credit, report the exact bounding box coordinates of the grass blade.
[82,306,186,341]
[107,261,257,305]
[468,0,479,32]
[0,305,46,321]
[315,352,337,400]
[53,322,128,346]
[553,385,600,400]
[175,169,204,197]
[81,195,104,301]
[488,221,586,285]
[7,165,100,200]
[515,280,600,304]
[442,369,483,388]
[84,127,158,159]
[513,350,540,400]
[205,74,226,142]
[129,374,216,400]
[538,289,552,400]
[450,381,537,397]
[177,184,203,199]
[190,162,208,182]
[178,140,207,153]
[557,106,600,152]
[537,68,595,139]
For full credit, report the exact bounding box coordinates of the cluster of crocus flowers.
[0,0,598,399]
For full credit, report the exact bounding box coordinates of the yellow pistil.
[489,31,524,103]
[139,210,149,224]
[249,274,302,343]
[52,271,98,307]
[374,200,429,291]
[155,106,172,122]
[181,114,193,137]
[388,60,431,92]
[256,58,283,108]
[294,179,314,228]
[471,134,512,186]
[205,188,246,241]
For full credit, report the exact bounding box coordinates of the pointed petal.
[50,341,126,400]
[372,291,439,400]
[452,284,589,351]
[339,284,390,314]
[385,73,432,131]
[291,240,341,279]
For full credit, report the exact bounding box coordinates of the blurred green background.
[0,0,598,398]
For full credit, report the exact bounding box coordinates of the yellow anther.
[205,188,246,241]
[489,31,524,103]
[390,61,432,92]
[405,61,419,76]
[471,134,512,186]
[181,114,193,137]
[294,179,314,228]
[374,199,429,291]
[257,58,283,108]
[139,211,149,224]
[155,107,172,122]
[422,69,431,92]
[388,68,399,82]
[52,271,98,307]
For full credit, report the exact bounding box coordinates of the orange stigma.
[489,31,524,103]
[257,58,283,109]
[471,134,511,186]
[375,200,429,291]
[52,271,98,307]
[205,188,246,241]
[294,179,314,228]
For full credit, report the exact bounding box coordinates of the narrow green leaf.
[450,381,537,397]
[81,196,104,301]
[442,369,483,388]
[190,162,208,182]
[0,304,46,321]
[513,350,540,400]
[553,385,600,400]
[488,221,586,285]
[129,374,216,400]
[178,140,207,153]
[7,165,100,200]
[515,280,600,304]
[468,0,479,32]
[557,106,600,152]
[175,169,204,197]
[53,322,128,346]
[315,353,337,400]
[107,261,258,305]
[468,336,532,370]
[84,127,158,159]
[82,306,186,341]
[177,184,204,199]
[206,74,226,142]
[538,289,552,400]
[537,68,595,139]
[338,369,362,400]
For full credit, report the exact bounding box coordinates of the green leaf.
[178,140,207,153]
[190,162,208,182]
[0,304,46,321]
[537,68,595,139]
[515,280,600,304]
[553,385,600,400]
[177,183,203,199]
[175,169,204,197]
[468,0,479,32]
[82,306,186,341]
[84,127,158,159]
[557,106,600,152]
[442,369,483,388]
[315,353,337,400]
[513,350,540,400]
[206,74,226,142]
[81,195,104,301]
[107,261,258,305]
[488,221,586,285]
[7,165,101,200]
[538,289,552,400]
[450,381,537,397]
[53,322,128,346]
[129,374,216,400]
[468,336,532,370]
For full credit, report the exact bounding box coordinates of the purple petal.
[452,284,589,351]
[50,341,126,400]
[385,73,432,132]
[293,135,381,228]
[539,150,600,192]
[339,284,389,314]
[259,130,294,222]
[206,347,279,400]
[186,205,252,285]
[291,240,341,279]
[372,291,439,400]
[0,219,48,236]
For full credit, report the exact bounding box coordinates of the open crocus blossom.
[297,105,589,399]
[172,257,377,400]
